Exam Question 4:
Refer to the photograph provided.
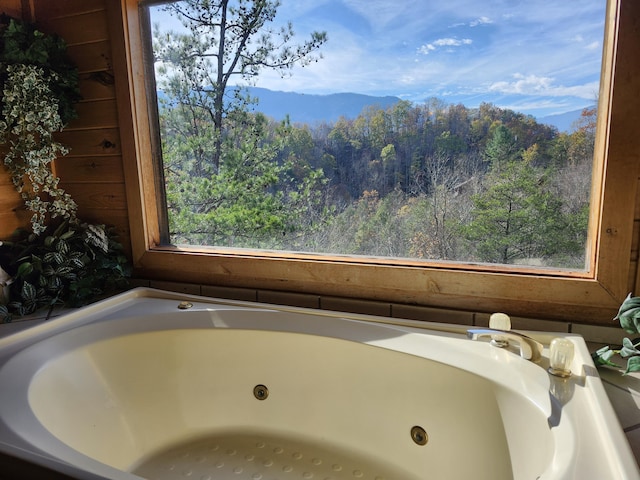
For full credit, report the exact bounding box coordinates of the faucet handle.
[488,313,511,348]
[489,312,511,331]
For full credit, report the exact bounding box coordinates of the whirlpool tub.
[0,288,638,479]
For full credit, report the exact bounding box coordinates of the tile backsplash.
[143,280,626,345]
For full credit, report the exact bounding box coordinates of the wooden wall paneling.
[0,176,30,236]
[31,0,105,20]
[633,176,640,295]
[0,183,28,239]
[78,72,116,101]
[632,183,640,260]
[66,40,113,74]
[65,100,119,131]
[53,156,125,183]
[629,266,638,297]
[32,0,131,255]
[0,214,27,238]
[0,183,21,205]
[0,156,31,240]
[0,159,12,187]
[1,0,130,249]
[63,183,127,211]
[80,207,131,241]
[0,160,28,238]
[41,10,109,45]
[631,219,639,290]
[55,129,122,157]
[0,1,22,18]
[70,183,131,249]
[0,5,25,239]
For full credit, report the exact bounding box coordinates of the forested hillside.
[162,97,595,269]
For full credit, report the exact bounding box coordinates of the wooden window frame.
[112,0,640,323]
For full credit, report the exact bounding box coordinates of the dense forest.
[152,0,594,270]
[161,97,595,269]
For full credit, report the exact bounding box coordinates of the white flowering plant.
[0,17,129,320]
[0,16,81,234]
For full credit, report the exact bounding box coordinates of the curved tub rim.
[0,287,635,480]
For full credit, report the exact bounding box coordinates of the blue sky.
[253,0,606,118]
[153,1,606,118]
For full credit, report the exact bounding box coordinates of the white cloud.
[418,37,472,55]
[343,0,412,30]
[489,74,552,94]
[449,16,493,29]
[254,0,604,117]
[434,38,472,47]
[470,16,493,27]
[572,33,600,52]
[489,73,599,99]
[504,99,573,110]
[418,44,436,54]
[399,74,418,85]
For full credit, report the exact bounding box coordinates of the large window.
[118,0,640,323]
[145,0,602,270]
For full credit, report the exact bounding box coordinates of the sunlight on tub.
[0,289,636,480]
[26,328,523,479]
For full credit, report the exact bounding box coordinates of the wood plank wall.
[0,0,130,254]
[0,0,22,18]
[0,1,28,235]
[0,0,639,301]
[633,184,640,291]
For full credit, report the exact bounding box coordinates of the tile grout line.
[600,376,640,395]
[624,423,640,433]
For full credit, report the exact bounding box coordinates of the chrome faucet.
[467,313,543,362]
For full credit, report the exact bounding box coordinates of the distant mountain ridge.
[538,107,594,132]
[161,85,588,132]
[244,87,402,124]
[245,87,588,132]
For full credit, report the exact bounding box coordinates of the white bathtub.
[0,288,637,480]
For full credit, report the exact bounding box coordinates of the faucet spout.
[467,328,543,361]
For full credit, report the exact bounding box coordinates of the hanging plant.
[0,15,81,235]
[0,16,129,322]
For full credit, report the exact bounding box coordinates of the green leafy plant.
[0,16,128,321]
[0,221,130,322]
[592,294,640,375]
[0,15,81,234]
